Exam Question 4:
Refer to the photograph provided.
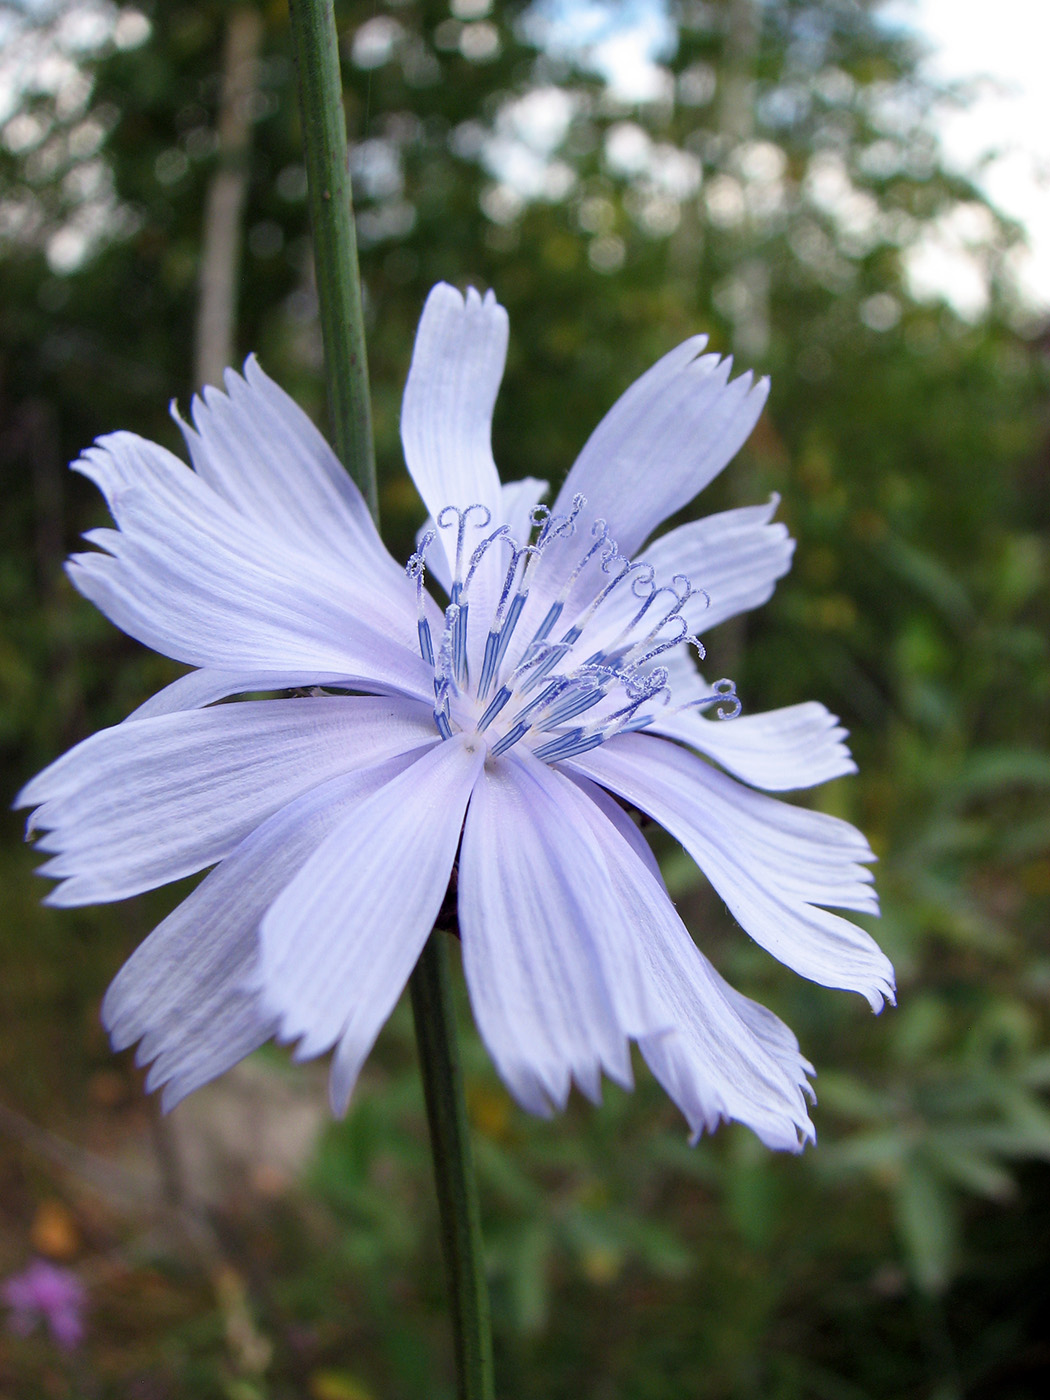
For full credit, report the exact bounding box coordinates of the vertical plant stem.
[287,6,493,1395]
[409,934,495,1400]
[287,0,376,515]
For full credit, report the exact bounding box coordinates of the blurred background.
[2,1,1049,1396]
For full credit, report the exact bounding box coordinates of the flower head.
[3,1260,86,1350]
[18,284,893,1150]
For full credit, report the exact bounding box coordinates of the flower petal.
[568,776,816,1149]
[637,496,794,632]
[126,668,358,720]
[565,771,664,882]
[458,750,665,1115]
[177,356,397,576]
[70,432,429,696]
[401,283,508,578]
[259,735,484,1094]
[651,699,857,791]
[552,338,769,556]
[18,696,436,904]
[569,733,894,1009]
[104,752,420,1110]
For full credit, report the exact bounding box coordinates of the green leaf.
[816,1070,894,1122]
[924,1138,1016,1202]
[895,1160,957,1294]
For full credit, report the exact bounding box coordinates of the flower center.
[406,496,740,764]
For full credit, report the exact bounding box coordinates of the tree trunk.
[194,6,264,390]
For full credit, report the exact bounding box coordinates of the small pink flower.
[3,1259,86,1350]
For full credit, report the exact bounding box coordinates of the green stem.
[286,6,493,1394]
[287,0,377,516]
[409,934,495,1400]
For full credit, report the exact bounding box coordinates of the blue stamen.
[436,604,460,701]
[405,493,736,763]
[534,492,583,549]
[418,618,435,666]
[518,519,609,664]
[620,714,656,733]
[624,615,689,672]
[520,640,573,691]
[407,532,437,664]
[620,571,691,643]
[530,600,563,645]
[438,503,492,589]
[477,630,503,702]
[493,587,527,663]
[491,720,531,756]
[477,543,536,700]
[532,729,607,763]
[536,684,606,729]
[464,524,509,591]
[477,685,512,732]
[680,678,741,720]
[509,678,563,724]
[452,603,469,684]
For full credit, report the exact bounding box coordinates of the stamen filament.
[476,685,512,733]
[536,683,606,729]
[406,495,740,762]
[531,728,607,763]
[490,720,531,756]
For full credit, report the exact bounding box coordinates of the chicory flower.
[18,284,893,1150]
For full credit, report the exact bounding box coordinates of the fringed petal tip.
[554,340,771,557]
[871,976,897,1013]
[686,1117,816,1154]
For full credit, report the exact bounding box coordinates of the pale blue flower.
[18,284,894,1150]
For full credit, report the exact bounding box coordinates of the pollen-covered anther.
[407,496,738,762]
[405,530,436,665]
